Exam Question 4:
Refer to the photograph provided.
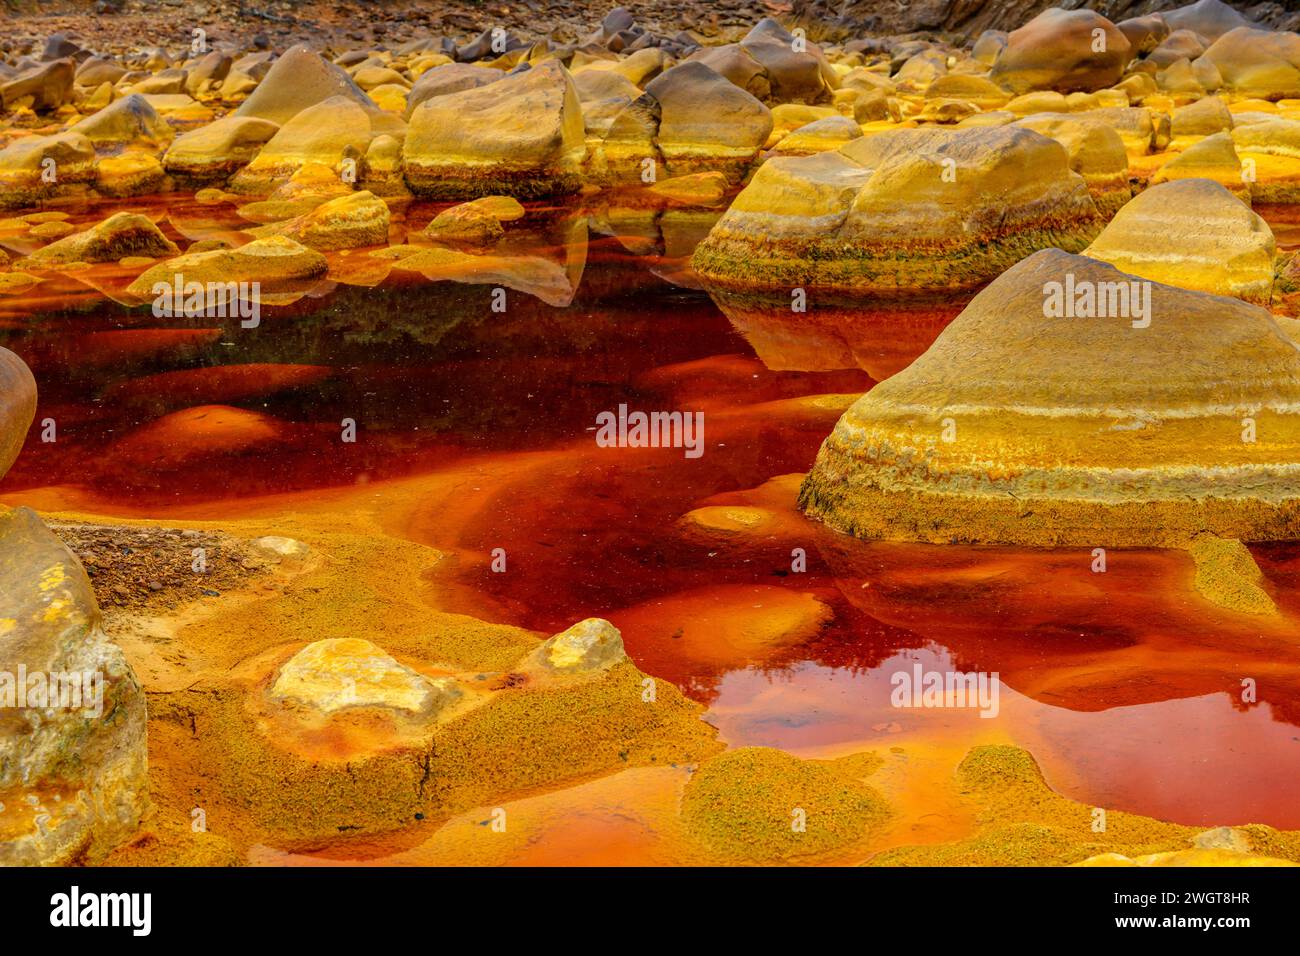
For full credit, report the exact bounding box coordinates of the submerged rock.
[125,236,328,300]
[0,507,148,865]
[693,126,1100,296]
[23,212,179,267]
[404,60,585,199]
[799,249,1300,547]
[1085,179,1275,304]
[249,191,390,251]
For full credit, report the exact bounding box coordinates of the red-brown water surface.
[3,194,1300,845]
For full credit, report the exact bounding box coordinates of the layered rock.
[403,60,585,199]
[693,126,1101,296]
[799,249,1300,547]
[1151,130,1248,197]
[0,506,148,865]
[591,62,772,186]
[1084,179,1275,304]
[770,115,862,156]
[1232,118,1300,202]
[162,115,281,182]
[1015,114,1131,214]
[0,132,97,208]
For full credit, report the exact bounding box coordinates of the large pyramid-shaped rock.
[234,45,381,125]
[799,249,1300,547]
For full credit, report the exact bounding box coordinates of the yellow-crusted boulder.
[0,507,149,865]
[163,115,281,182]
[799,248,1300,547]
[1085,178,1275,304]
[693,125,1100,296]
[249,190,390,250]
[403,59,585,199]
[22,212,179,267]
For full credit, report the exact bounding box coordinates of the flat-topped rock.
[270,638,460,716]
[403,60,585,199]
[693,125,1100,296]
[163,115,281,182]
